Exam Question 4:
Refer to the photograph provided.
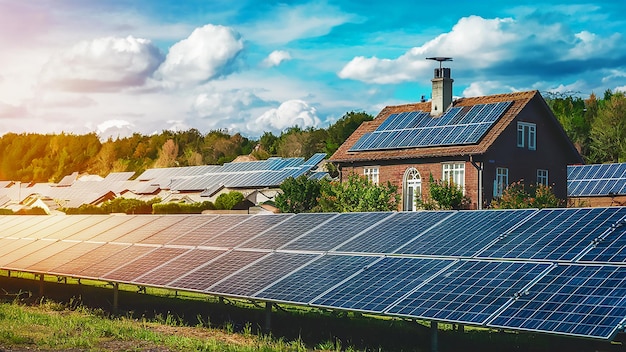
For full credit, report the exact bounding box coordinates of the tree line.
[0,112,372,182]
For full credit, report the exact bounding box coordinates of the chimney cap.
[426,57,453,62]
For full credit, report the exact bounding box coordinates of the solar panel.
[2,216,67,239]
[4,240,81,270]
[139,215,217,245]
[281,212,393,251]
[78,245,157,279]
[568,163,626,197]
[578,221,626,263]
[103,247,190,282]
[0,239,57,266]
[168,214,251,247]
[477,207,626,261]
[349,102,512,151]
[39,216,111,241]
[168,250,268,292]
[208,252,319,297]
[87,216,156,243]
[396,209,537,257]
[111,215,188,244]
[335,211,455,253]
[203,214,294,248]
[488,264,626,340]
[255,254,379,304]
[51,243,133,276]
[238,213,337,250]
[134,248,226,287]
[386,260,551,325]
[29,241,104,274]
[311,257,454,313]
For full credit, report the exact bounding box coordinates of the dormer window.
[517,122,536,150]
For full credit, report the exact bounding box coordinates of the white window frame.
[493,167,509,197]
[403,168,422,211]
[517,122,536,151]
[442,162,465,194]
[537,169,549,186]
[364,166,379,185]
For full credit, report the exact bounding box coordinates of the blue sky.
[0,0,624,139]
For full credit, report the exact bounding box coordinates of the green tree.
[275,175,322,213]
[589,91,626,163]
[325,111,373,156]
[214,191,245,210]
[318,173,399,212]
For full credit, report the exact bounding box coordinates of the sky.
[0,0,625,140]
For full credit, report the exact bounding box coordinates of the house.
[568,163,626,207]
[330,61,583,210]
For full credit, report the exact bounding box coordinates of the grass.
[0,298,308,351]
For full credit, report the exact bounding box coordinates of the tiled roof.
[330,90,540,162]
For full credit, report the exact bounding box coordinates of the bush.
[15,207,48,215]
[0,208,14,215]
[275,175,322,213]
[491,181,563,209]
[318,173,400,212]
[214,191,245,210]
[152,201,216,214]
[62,197,161,214]
[418,174,471,210]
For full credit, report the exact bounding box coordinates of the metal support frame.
[430,320,438,352]
[113,282,119,314]
[264,302,273,333]
[38,274,45,297]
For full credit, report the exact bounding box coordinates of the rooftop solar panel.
[488,264,626,340]
[282,212,393,252]
[134,248,226,287]
[396,209,537,257]
[238,213,337,250]
[335,211,454,253]
[208,252,319,298]
[168,250,268,292]
[477,207,626,261]
[568,163,626,197]
[255,254,379,304]
[386,260,551,325]
[203,214,293,248]
[311,257,454,314]
[348,102,512,152]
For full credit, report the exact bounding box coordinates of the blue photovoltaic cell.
[335,211,454,253]
[311,257,454,313]
[396,209,536,257]
[489,264,626,340]
[477,207,626,261]
[568,163,626,197]
[238,213,337,250]
[579,222,626,263]
[208,252,318,297]
[348,101,512,151]
[255,254,379,304]
[281,212,392,251]
[203,214,293,248]
[387,260,550,325]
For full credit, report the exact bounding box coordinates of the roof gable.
[331,90,571,162]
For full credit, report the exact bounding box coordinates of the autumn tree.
[153,139,179,168]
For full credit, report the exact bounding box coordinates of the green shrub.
[491,181,563,209]
[0,208,14,215]
[152,201,215,214]
[214,191,245,210]
[418,174,470,210]
[275,175,322,213]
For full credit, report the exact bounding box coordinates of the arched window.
[403,168,422,211]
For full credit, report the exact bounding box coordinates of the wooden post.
[430,321,438,352]
[39,274,45,297]
[264,302,273,333]
[113,283,119,314]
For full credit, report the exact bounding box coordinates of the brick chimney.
[427,57,453,116]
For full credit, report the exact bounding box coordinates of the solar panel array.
[349,101,512,151]
[3,207,626,341]
[568,163,626,197]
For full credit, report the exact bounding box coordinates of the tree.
[418,174,470,210]
[214,191,245,210]
[318,173,399,212]
[153,139,179,168]
[589,91,626,163]
[275,175,322,213]
[490,181,563,209]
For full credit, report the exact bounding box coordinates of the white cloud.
[96,119,135,140]
[248,99,321,134]
[262,50,292,68]
[568,31,622,59]
[40,36,163,92]
[157,24,244,84]
[241,3,359,45]
[338,15,516,84]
